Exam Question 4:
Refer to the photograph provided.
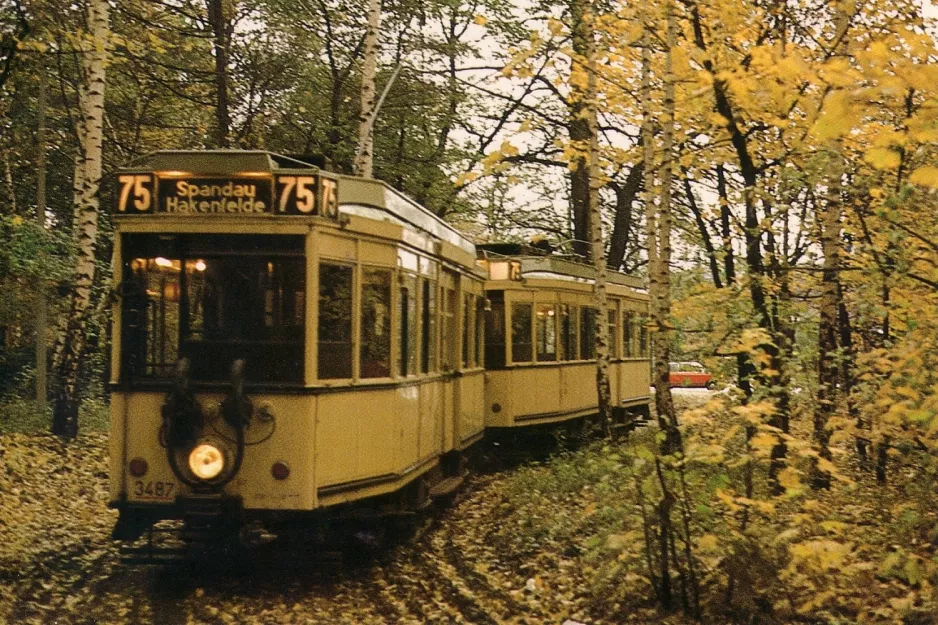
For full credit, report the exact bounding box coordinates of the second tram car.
[107,150,650,559]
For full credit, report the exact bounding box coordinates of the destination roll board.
[114,172,339,218]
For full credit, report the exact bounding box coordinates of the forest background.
[1,0,938,622]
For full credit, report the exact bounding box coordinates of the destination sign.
[158,177,272,214]
[114,172,340,219]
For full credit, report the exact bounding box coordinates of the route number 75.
[117,175,153,212]
[278,176,316,213]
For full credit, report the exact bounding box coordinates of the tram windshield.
[120,234,305,384]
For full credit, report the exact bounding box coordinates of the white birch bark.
[582,5,612,437]
[53,0,110,437]
[654,0,678,447]
[2,149,14,213]
[354,0,381,178]
[35,66,48,414]
[814,0,853,484]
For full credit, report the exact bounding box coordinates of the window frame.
[535,303,558,363]
[317,260,356,381]
[510,301,534,364]
[579,306,598,360]
[358,265,394,380]
[120,233,307,386]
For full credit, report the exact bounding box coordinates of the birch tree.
[52,0,109,438]
[34,65,48,415]
[652,2,678,452]
[573,2,612,436]
[354,0,381,178]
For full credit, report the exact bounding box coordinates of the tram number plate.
[276,175,339,218]
[133,480,175,500]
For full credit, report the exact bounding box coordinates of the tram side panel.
[511,367,563,423]
[418,378,444,463]
[456,370,486,444]
[618,360,651,405]
[559,362,600,416]
[315,389,399,491]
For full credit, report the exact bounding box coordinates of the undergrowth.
[490,400,938,625]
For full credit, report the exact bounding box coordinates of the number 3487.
[134,480,174,499]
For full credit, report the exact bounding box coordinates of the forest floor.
[1,388,935,625]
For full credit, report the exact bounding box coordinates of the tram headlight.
[188,443,225,481]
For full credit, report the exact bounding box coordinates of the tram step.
[119,544,189,565]
[429,475,464,498]
[178,495,226,516]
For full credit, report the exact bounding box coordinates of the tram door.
[439,269,460,452]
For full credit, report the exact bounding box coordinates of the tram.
[478,249,650,431]
[106,150,649,557]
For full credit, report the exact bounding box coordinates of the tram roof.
[335,174,476,256]
[127,149,315,173]
[477,251,646,292]
[122,150,476,256]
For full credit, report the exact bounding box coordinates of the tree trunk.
[683,172,722,288]
[354,0,381,178]
[607,163,643,270]
[716,164,735,286]
[813,4,853,488]
[568,0,592,259]
[813,150,842,488]
[654,1,678,455]
[52,0,109,439]
[207,0,231,148]
[35,65,48,415]
[583,16,612,439]
[2,148,14,214]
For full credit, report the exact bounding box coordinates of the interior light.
[488,261,510,281]
[155,257,173,268]
[194,260,207,272]
[188,443,225,481]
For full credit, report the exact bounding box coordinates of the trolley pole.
[35,66,48,414]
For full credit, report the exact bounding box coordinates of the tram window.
[476,297,485,367]
[560,304,577,361]
[484,292,506,370]
[318,263,353,379]
[511,303,533,363]
[126,258,182,377]
[420,279,437,374]
[463,294,477,368]
[121,234,305,384]
[580,307,598,360]
[360,267,392,378]
[639,315,650,356]
[608,308,619,359]
[535,304,557,362]
[623,311,635,357]
[400,273,418,376]
[440,286,458,371]
[398,249,419,272]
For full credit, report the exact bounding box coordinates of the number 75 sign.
[275,174,339,218]
[114,171,340,219]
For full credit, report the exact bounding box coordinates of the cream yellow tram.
[107,150,649,556]
[478,249,651,431]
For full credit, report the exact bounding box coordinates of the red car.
[668,361,715,389]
